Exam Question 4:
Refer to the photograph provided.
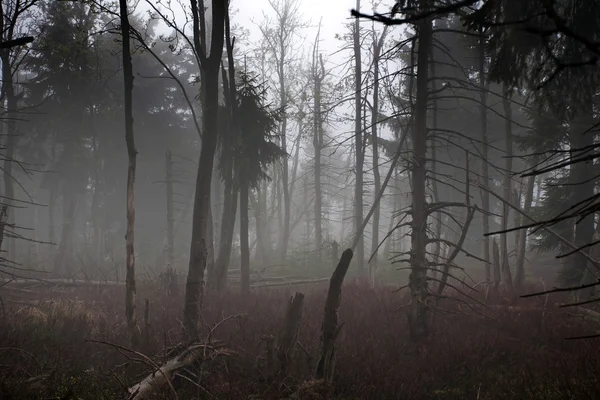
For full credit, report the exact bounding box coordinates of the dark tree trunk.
[119,0,139,347]
[353,0,364,275]
[213,165,238,291]
[500,85,513,291]
[515,167,536,289]
[165,149,175,267]
[183,0,227,339]
[240,177,250,295]
[408,8,432,339]
[479,27,492,284]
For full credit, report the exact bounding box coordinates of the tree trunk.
[165,149,175,267]
[313,47,324,264]
[370,29,385,282]
[0,45,16,258]
[515,169,536,289]
[183,0,226,339]
[429,34,441,280]
[479,27,491,284]
[353,0,364,276]
[119,0,139,347]
[279,34,291,264]
[240,177,250,295]
[48,185,56,244]
[500,85,513,291]
[408,9,432,339]
[569,109,596,284]
[212,164,238,291]
[54,183,77,278]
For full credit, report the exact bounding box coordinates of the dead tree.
[315,248,353,382]
[434,152,475,296]
[515,166,536,289]
[479,26,492,285]
[312,24,325,263]
[119,0,139,347]
[407,3,433,339]
[353,0,365,275]
[165,149,175,268]
[369,24,388,283]
[500,84,514,291]
[276,292,305,376]
[183,0,227,339]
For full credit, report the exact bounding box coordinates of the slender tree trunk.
[370,30,385,282]
[119,0,139,346]
[213,165,238,290]
[479,27,491,284]
[500,85,513,290]
[183,0,226,338]
[429,34,441,280]
[165,149,175,267]
[48,185,56,244]
[279,39,291,264]
[569,108,596,284]
[408,9,432,339]
[353,0,364,275]
[250,190,268,265]
[240,177,250,295]
[1,46,16,258]
[383,168,400,259]
[515,167,536,289]
[54,173,78,278]
[313,49,323,263]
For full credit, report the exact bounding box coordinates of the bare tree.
[369,22,388,281]
[118,0,139,346]
[353,0,365,275]
[500,84,514,291]
[258,0,305,264]
[183,0,227,338]
[311,23,325,263]
[407,3,433,338]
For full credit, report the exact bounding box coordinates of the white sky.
[234,0,357,54]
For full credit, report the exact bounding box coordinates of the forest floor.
[0,279,598,399]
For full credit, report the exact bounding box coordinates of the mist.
[1,0,599,398]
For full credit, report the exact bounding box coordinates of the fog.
[1,0,599,398]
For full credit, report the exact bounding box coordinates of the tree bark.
[119,0,139,347]
[479,27,491,284]
[165,149,175,267]
[0,41,16,258]
[407,7,432,339]
[312,31,324,263]
[515,173,535,289]
[183,0,226,339]
[500,85,513,290]
[315,248,353,382]
[353,0,364,275]
[569,109,596,285]
[370,27,386,282]
[240,176,250,295]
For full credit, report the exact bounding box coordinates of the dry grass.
[0,280,598,399]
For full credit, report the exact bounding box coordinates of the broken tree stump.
[276,292,305,376]
[315,248,353,383]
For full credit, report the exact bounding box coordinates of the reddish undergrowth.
[0,280,598,399]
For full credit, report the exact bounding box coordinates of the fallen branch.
[127,342,229,399]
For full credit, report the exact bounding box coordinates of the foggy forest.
[1,0,600,398]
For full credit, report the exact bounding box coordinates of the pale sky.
[234,0,357,55]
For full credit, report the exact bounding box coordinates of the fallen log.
[128,342,230,399]
[251,278,329,288]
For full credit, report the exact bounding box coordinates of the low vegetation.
[1,281,598,399]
